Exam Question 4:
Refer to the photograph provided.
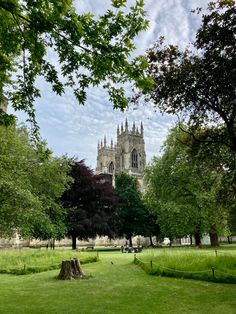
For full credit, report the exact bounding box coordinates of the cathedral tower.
[96,120,146,189]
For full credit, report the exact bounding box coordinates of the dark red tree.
[62,160,117,249]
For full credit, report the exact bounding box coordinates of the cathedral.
[96,119,146,189]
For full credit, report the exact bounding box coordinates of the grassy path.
[0,251,235,313]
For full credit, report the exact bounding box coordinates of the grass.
[134,246,236,283]
[0,248,98,275]
[0,248,236,313]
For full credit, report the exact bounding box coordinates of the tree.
[144,126,228,246]
[0,124,71,239]
[61,160,117,249]
[188,132,236,239]
[136,0,236,152]
[114,172,152,247]
[28,151,72,242]
[0,0,150,132]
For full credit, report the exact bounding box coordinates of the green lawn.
[0,249,236,313]
[135,246,236,283]
[0,248,98,274]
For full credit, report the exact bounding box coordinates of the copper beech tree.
[61,160,118,249]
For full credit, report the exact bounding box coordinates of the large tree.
[144,126,228,246]
[114,172,153,247]
[0,0,150,132]
[136,0,236,152]
[0,124,71,239]
[61,160,117,249]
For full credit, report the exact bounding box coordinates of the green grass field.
[135,246,236,283]
[0,248,236,313]
[0,248,98,274]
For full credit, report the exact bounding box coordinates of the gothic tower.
[96,119,146,189]
[96,136,116,175]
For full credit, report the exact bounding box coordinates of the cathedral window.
[108,161,114,174]
[131,149,138,168]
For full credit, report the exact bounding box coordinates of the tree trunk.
[58,258,85,280]
[129,236,133,247]
[190,235,193,246]
[149,236,153,247]
[209,225,219,247]
[194,232,201,246]
[51,238,55,250]
[72,235,77,250]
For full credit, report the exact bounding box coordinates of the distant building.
[96,119,146,189]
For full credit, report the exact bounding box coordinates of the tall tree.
[0,124,71,238]
[144,126,228,246]
[136,0,236,152]
[0,0,150,132]
[61,160,117,249]
[114,172,151,247]
[188,132,236,239]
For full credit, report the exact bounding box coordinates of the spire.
[104,135,106,147]
[132,122,135,133]
[125,118,128,132]
[117,125,120,137]
[100,139,103,148]
[141,122,143,135]
[97,140,100,150]
[121,123,124,133]
[136,127,139,135]
[111,139,113,149]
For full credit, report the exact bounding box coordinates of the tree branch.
[177,117,233,150]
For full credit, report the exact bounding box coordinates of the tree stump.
[58,258,86,280]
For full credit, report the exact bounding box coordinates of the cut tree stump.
[58,258,86,280]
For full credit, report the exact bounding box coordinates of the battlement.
[97,136,116,152]
[117,118,143,138]
[96,119,146,181]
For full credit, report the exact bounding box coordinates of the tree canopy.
[0,0,150,133]
[0,124,71,239]
[136,0,236,152]
[114,172,154,246]
[61,160,117,249]
[144,126,229,246]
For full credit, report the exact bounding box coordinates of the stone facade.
[96,119,146,189]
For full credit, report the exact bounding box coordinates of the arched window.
[108,161,114,174]
[131,149,138,168]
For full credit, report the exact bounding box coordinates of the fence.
[133,254,236,284]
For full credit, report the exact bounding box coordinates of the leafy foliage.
[136,0,236,151]
[0,0,150,133]
[114,172,155,245]
[62,160,117,249]
[0,124,71,238]
[144,126,229,245]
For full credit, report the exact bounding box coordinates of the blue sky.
[9,0,207,170]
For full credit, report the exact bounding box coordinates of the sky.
[9,0,207,170]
